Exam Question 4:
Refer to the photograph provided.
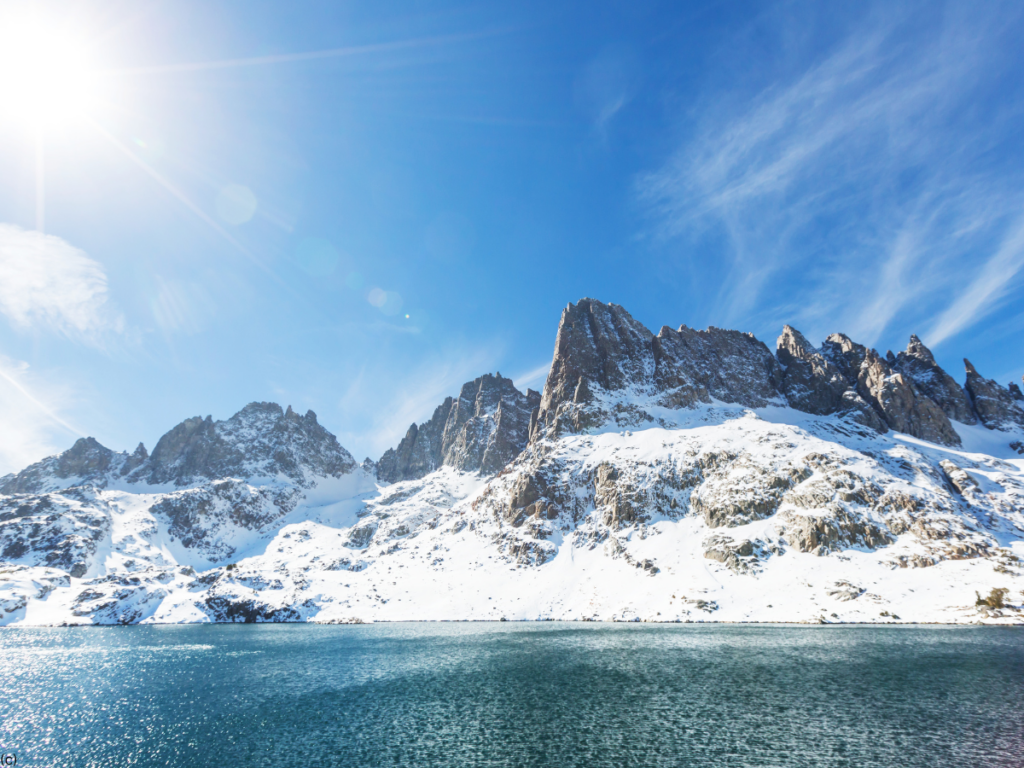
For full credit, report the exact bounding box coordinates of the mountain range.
[1,298,1022,625]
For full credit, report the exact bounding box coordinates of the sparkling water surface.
[0,623,1021,767]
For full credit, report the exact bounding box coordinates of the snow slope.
[2,298,1023,626]
[1,403,1021,626]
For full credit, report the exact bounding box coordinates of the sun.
[0,15,102,129]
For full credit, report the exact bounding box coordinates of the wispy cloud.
[513,362,550,392]
[0,355,82,475]
[638,3,1024,348]
[0,224,123,344]
[926,213,1024,345]
[334,345,501,461]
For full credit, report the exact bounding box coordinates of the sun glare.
[0,18,101,129]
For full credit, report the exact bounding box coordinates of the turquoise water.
[0,624,1021,767]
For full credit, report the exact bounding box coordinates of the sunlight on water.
[0,624,1021,767]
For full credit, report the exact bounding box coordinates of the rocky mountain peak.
[963,360,1024,431]
[856,349,960,446]
[539,299,655,414]
[777,325,816,358]
[0,437,118,495]
[774,326,881,428]
[892,336,976,425]
[377,373,540,483]
[532,298,786,441]
[133,401,357,486]
[905,334,935,365]
[0,435,157,495]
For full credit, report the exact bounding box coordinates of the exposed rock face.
[0,438,135,495]
[776,327,886,432]
[856,350,961,446]
[0,489,111,577]
[530,299,978,449]
[150,479,300,560]
[135,403,356,487]
[820,333,869,383]
[652,324,783,409]
[539,300,655,414]
[964,360,1024,431]
[534,299,783,439]
[377,374,540,483]
[376,399,453,484]
[777,326,849,414]
[893,335,977,424]
[703,535,763,573]
[939,460,978,496]
[0,404,358,496]
[778,509,892,557]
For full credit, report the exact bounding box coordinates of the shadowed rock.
[776,326,886,432]
[964,360,1024,431]
[136,402,357,486]
[377,373,540,483]
[856,350,960,446]
[893,335,977,425]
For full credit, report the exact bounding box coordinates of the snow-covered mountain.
[2,298,1022,625]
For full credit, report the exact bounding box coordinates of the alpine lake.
[0,623,1021,767]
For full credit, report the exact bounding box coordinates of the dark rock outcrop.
[856,350,961,446]
[539,300,655,414]
[820,333,870,382]
[893,335,977,425]
[376,399,453,484]
[777,326,849,414]
[534,299,784,438]
[964,360,1024,431]
[652,324,783,409]
[377,374,540,483]
[0,437,119,495]
[776,327,886,432]
[133,402,357,486]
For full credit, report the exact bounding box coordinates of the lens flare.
[216,184,258,225]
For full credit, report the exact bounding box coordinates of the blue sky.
[1,0,1023,473]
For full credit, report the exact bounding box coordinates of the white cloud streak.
[639,3,1024,348]
[513,362,550,392]
[0,356,81,476]
[0,224,123,343]
[335,345,501,461]
[926,214,1024,345]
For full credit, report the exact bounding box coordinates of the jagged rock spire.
[377,373,540,483]
[892,336,977,425]
[963,360,1024,431]
[775,326,886,431]
[138,401,357,486]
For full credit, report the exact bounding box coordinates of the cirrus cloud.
[0,224,123,344]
